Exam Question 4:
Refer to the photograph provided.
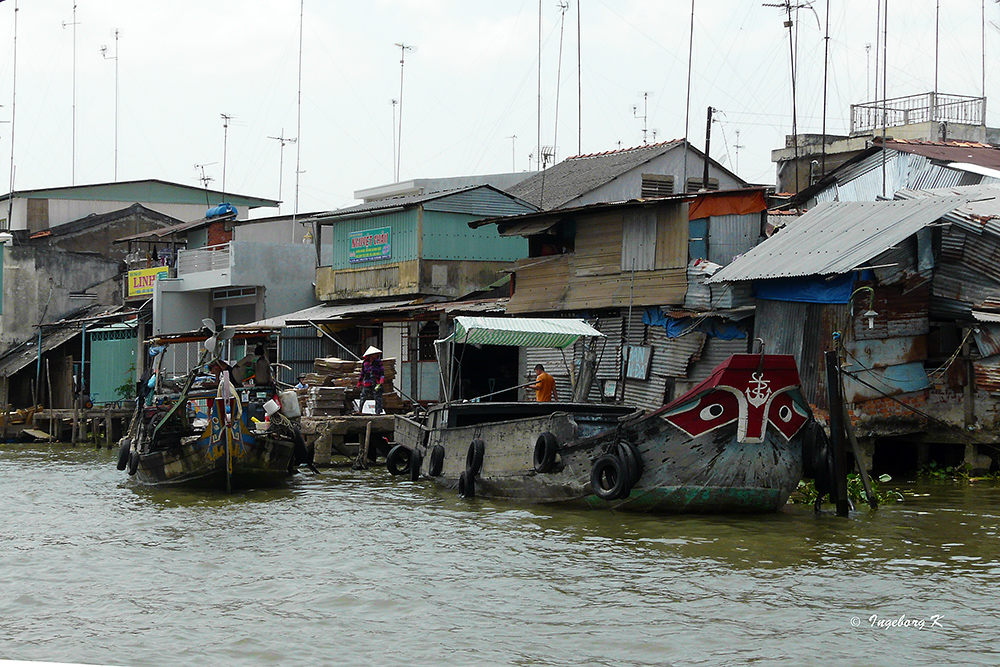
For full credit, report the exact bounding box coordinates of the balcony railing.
[176,243,232,276]
[850,92,986,134]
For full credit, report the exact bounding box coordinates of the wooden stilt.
[825,350,850,517]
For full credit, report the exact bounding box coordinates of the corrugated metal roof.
[314,185,534,221]
[896,184,1000,237]
[709,196,968,283]
[0,327,80,378]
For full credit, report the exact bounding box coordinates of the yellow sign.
[128,266,169,298]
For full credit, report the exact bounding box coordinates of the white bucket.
[279,389,301,418]
[263,399,280,417]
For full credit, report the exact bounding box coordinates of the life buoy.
[409,447,424,482]
[533,432,559,473]
[466,438,485,477]
[385,445,411,476]
[427,445,445,477]
[116,438,131,471]
[458,469,475,498]
[590,454,626,501]
[127,450,139,476]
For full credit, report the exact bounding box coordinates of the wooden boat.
[117,323,308,491]
[391,318,813,513]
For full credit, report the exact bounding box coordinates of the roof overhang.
[437,316,604,348]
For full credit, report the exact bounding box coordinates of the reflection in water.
[1,443,999,666]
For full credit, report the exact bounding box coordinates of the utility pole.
[506,135,517,172]
[702,106,713,189]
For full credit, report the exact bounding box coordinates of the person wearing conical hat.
[357,346,385,414]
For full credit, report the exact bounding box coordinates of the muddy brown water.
[1,443,998,666]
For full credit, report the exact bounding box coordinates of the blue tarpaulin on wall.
[752,272,870,304]
[643,308,746,340]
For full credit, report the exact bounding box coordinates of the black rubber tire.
[458,470,475,498]
[591,454,627,501]
[466,438,485,477]
[385,445,411,476]
[409,448,424,482]
[427,445,445,477]
[616,440,643,488]
[127,450,140,476]
[116,439,131,471]
[533,432,559,473]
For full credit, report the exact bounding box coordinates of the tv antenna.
[632,92,653,144]
[763,0,819,194]
[540,145,556,169]
[390,99,398,181]
[395,42,415,182]
[268,130,296,215]
[220,113,234,200]
[100,29,120,181]
[63,4,81,184]
[194,163,217,207]
[733,129,745,174]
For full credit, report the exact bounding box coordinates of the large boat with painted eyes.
[392,317,815,513]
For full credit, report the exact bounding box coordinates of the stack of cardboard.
[300,357,402,417]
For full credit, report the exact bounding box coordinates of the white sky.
[0,1,993,216]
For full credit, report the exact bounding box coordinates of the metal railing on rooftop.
[176,243,232,276]
[850,92,986,134]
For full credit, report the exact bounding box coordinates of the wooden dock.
[301,415,395,466]
[29,406,135,447]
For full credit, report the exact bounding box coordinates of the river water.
[1,443,998,667]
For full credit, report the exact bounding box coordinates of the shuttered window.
[685,177,720,192]
[641,174,674,198]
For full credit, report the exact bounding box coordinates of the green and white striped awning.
[439,316,604,349]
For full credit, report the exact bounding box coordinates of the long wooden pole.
[825,350,850,517]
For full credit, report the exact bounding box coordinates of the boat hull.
[396,354,812,513]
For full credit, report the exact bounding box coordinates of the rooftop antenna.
[395,42,415,182]
[763,0,819,194]
[220,113,234,201]
[865,43,871,101]
[733,128,745,173]
[632,91,653,144]
[100,29,120,181]
[7,0,18,231]
[63,3,81,185]
[391,99,398,181]
[506,135,517,171]
[553,1,570,172]
[682,0,694,191]
[267,130,296,215]
[194,163,216,207]
[576,0,582,155]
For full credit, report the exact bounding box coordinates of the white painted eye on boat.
[700,403,725,420]
[778,405,792,422]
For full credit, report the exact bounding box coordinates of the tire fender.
[590,454,626,501]
[385,444,411,476]
[532,432,559,473]
[466,438,485,477]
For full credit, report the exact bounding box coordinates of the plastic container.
[279,389,301,418]
[263,399,280,417]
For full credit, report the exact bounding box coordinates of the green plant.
[792,472,902,507]
[115,362,137,401]
[917,461,971,481]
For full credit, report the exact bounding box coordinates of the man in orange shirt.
[532,364,558,402]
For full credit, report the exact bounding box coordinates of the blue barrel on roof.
[206,203,237,218]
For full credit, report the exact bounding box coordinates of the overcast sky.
[0,1,993,216]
